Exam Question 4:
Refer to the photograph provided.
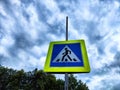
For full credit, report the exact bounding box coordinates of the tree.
[0,66,9,90]
[68,74,89,90]
[6,69,25,90]
[45,74,56,90]
[0,65,89,90]
[76,80,89,90]
[69,74,78,90]
[56,79,64,90]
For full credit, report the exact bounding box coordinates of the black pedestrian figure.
[62,48,72,61]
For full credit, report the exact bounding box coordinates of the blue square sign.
[50,43,84,67]
[44,40,90,73]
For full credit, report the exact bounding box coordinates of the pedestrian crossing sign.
[44,40,90,73]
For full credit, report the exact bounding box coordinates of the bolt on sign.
[44,40,90,73]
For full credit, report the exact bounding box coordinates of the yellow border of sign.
[44,40,90,73]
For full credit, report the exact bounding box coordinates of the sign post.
[65,16,68,90]
[44,16,90,90]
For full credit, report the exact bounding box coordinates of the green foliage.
[68,74,89,90]
[0,65,89,90]
[56,79,64,90]
[69,74,78,90]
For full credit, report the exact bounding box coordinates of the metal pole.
[66,16,68,41]
[65,16,68,90]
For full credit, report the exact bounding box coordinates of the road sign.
[44,40,90,73]
[53,45,81,63]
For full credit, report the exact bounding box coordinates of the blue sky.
[0,0,120,90]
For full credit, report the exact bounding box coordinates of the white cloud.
[41,0,59,13]
[0,0,120,89]
[1,36,14,47]
[0,47,9,57]
[10,0,21,6]
[39,56,46,68]
[87,69,120,90]
[0,5,7,16]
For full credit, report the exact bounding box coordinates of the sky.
[0,0,120,90]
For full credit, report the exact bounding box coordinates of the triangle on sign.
[53,45,81,63]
